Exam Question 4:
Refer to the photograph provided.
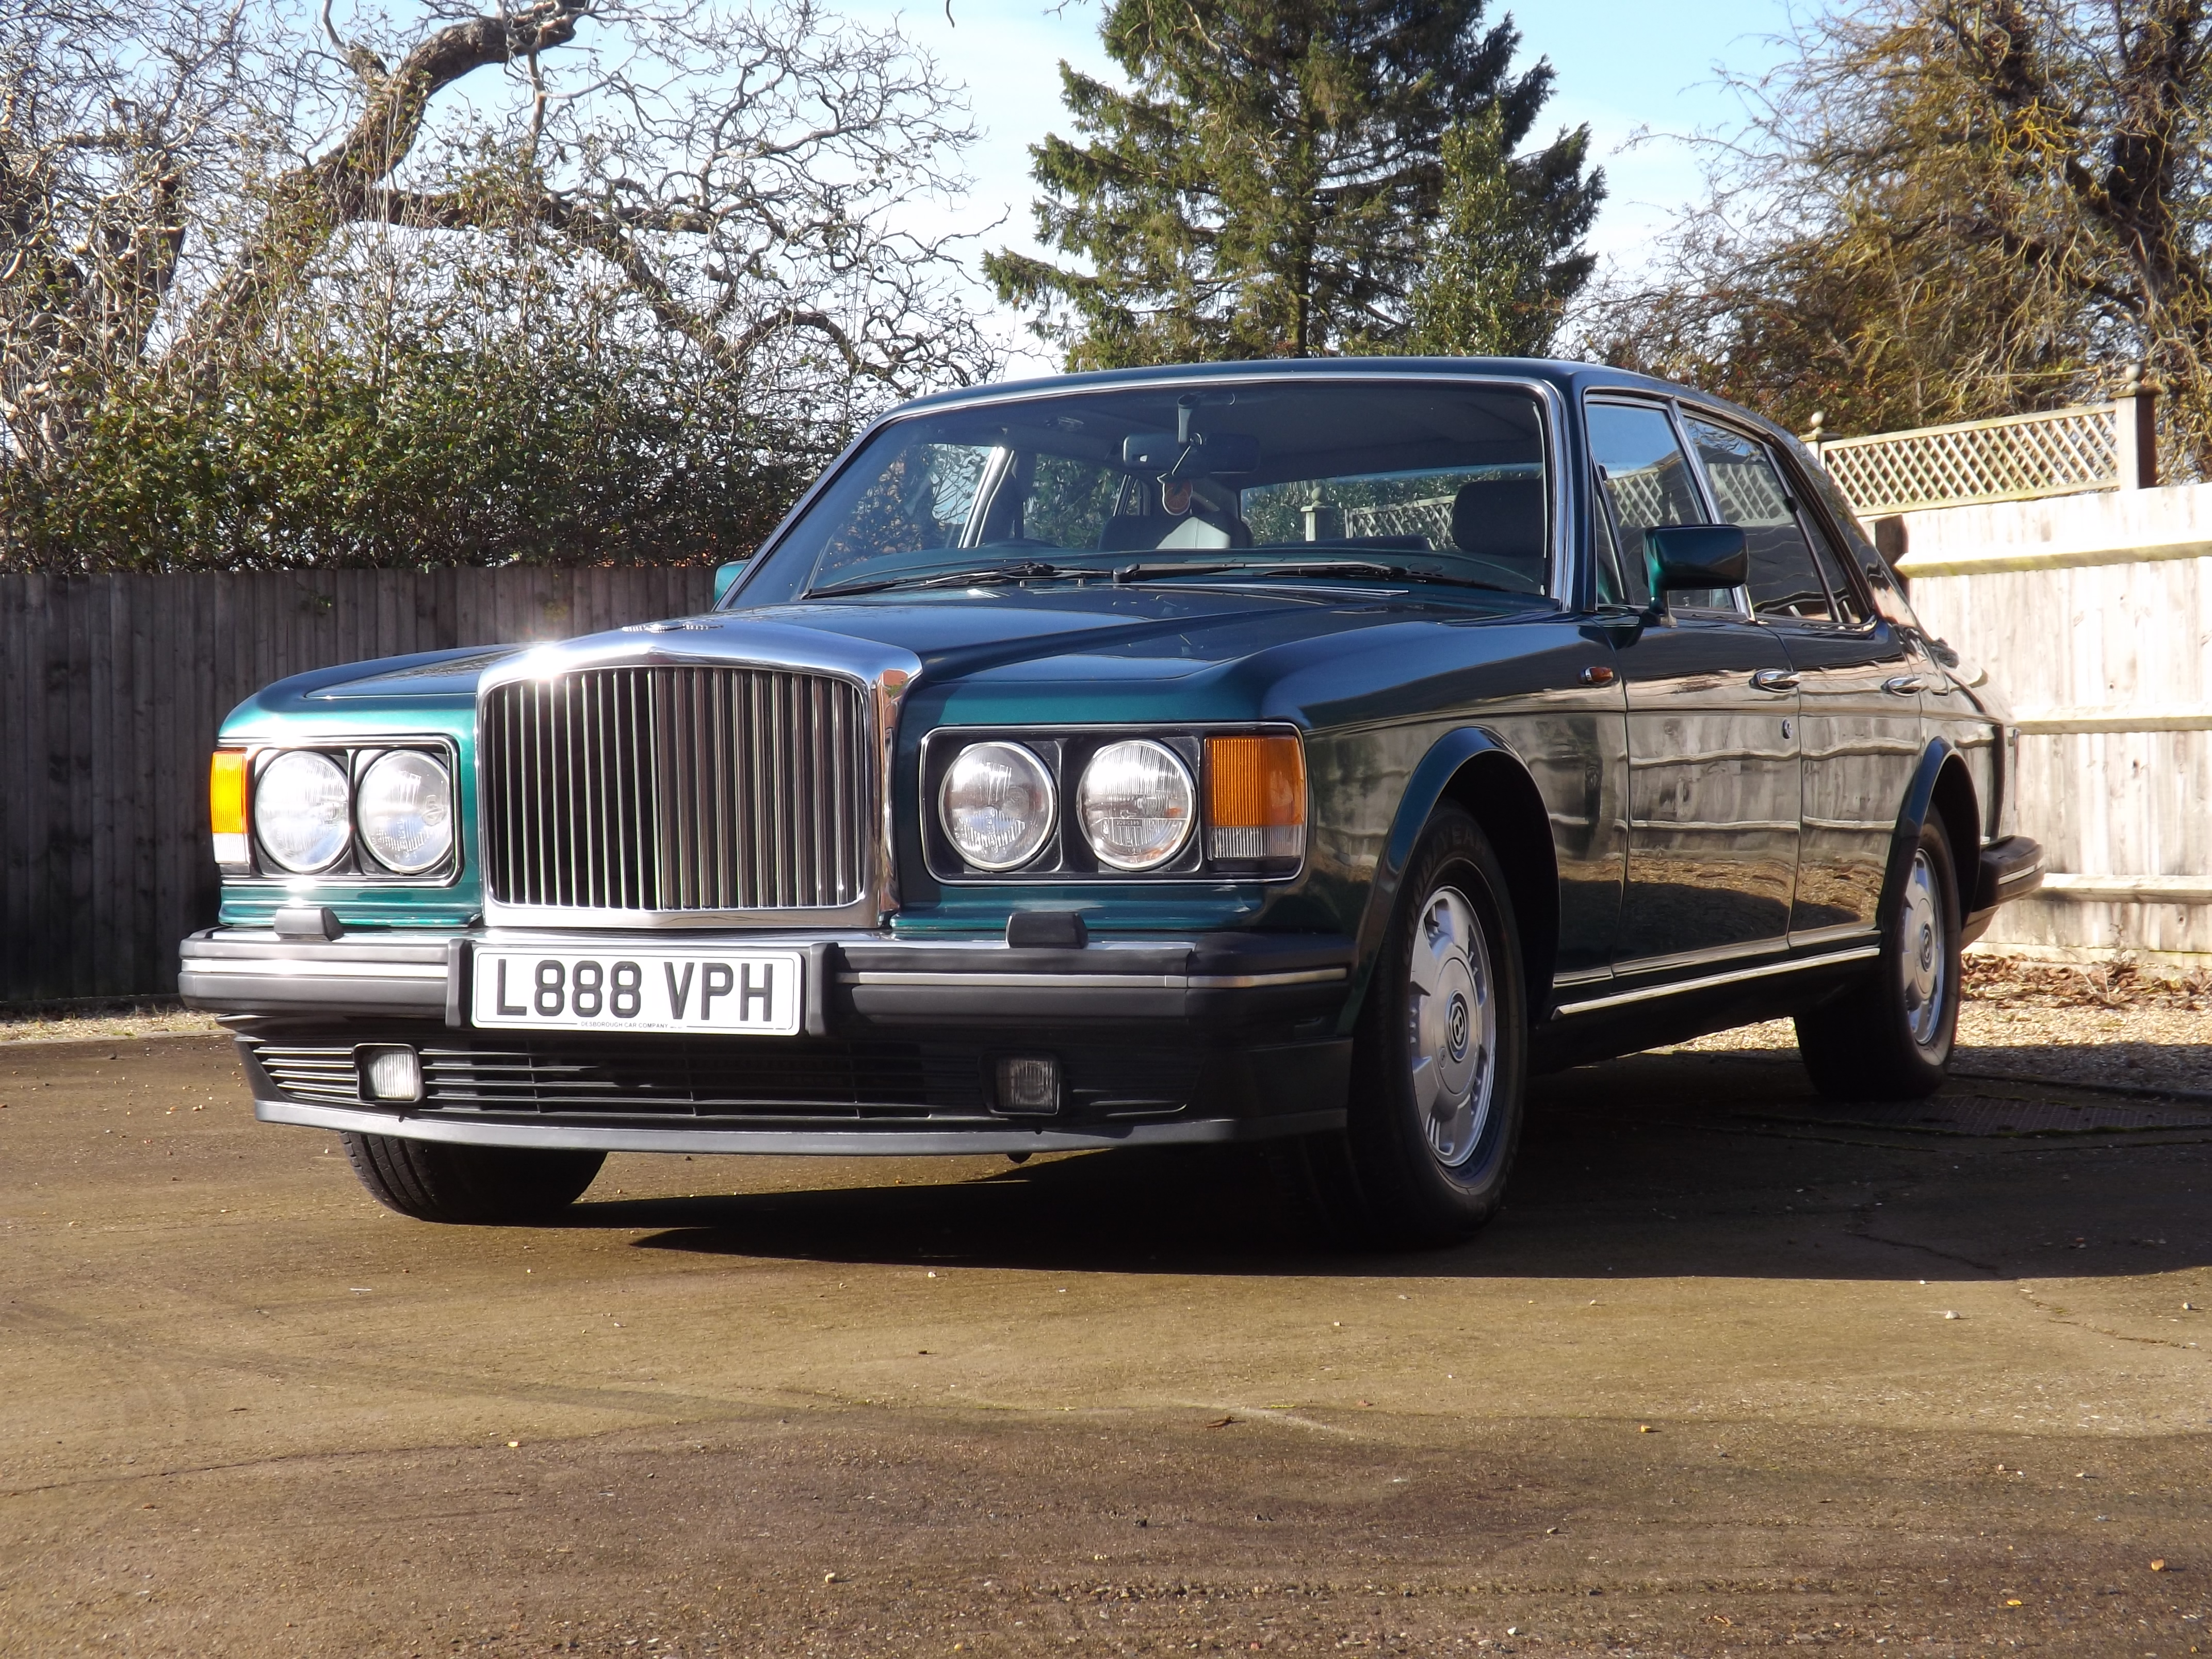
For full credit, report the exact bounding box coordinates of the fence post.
[2113,364,2158,490]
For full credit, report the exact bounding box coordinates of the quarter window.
[1800,512,1869,625]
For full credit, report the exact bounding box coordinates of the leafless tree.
[0,0,991,471]
[1581,1,2212,463]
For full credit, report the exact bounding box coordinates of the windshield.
[733,379,1552,603]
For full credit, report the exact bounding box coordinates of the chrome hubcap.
[1899,848,1947,1047]
[1406,886,1496,1168]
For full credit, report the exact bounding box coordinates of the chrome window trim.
[1583,388,1755,620]
[475,623,921,931]
[725,371,1575,614]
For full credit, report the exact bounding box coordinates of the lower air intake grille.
[251,1038,984,1121]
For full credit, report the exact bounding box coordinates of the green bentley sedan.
[180,359,2042,1247]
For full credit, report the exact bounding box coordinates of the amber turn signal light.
[209,750,250,870]
[1205,735,1306,864]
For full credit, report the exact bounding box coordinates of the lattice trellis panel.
[1601,465,1689,529]
[1818,403,2118,515]
[1344,496,1454,546]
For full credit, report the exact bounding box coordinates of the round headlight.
[1077,739,1195,871]
[255,750,351,873]
[357,750,454,875]
[938,742,1056,870]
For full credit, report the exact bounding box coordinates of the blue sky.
[836,0,1802,367]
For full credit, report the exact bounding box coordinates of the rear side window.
[1681,416,1838,622]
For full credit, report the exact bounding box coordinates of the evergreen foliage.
[985,0,1602,365]
[1408,106,1602,356]
[0,340,814,571]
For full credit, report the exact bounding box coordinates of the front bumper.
[182,927,1356,1153]
[178,928,1353,1024]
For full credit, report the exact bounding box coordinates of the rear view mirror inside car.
[1122,430,1261,477]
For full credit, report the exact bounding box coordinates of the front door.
[1587,400,1802,971]
[1678,413,1923,946]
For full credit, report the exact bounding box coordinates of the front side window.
[737,380,1553,602]
[1587,399,1729,610]
[1682,415,1837,622]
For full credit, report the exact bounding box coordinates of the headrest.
[1451,476,1547,565]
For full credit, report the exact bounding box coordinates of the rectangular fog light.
[356,1045,422,1104]
[994,1055,1061,1116]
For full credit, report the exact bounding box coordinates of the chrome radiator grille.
[480,665,871,912]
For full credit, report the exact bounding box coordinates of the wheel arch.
[1894,737,1981,919]
[1344,728,1561,1033]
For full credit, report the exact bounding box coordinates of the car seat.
[1450,476,1547,591]
[1096,505,1253,552]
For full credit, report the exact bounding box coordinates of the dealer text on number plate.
[471,949,804,1034]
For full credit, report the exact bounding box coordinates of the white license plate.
[471,949,804,1035]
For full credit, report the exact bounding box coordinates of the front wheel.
[1795,820,1962,1099]
[1281,804,1528,1249]
[341,1133,605,1224]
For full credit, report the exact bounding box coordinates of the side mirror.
[712,560,746,606]
[1644,525,1748,602]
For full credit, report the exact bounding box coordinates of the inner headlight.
[939,741,1056,870]
[1077,739,1195,870]
[357,751,454,874]
[255,750,352,873]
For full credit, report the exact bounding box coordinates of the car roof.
[890,356,1795,450]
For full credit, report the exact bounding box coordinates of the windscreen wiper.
[1114,558,1518,592]
[805,560,1084,599]
[1114,558,1404,584]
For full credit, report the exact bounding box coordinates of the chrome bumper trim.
[835,967,1346,991]
[254,1097,1346,1156]
[183,955,447,982]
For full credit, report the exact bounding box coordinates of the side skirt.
[1531,945,1879,1075]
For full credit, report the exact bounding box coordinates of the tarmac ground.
[3,999,2210,1657]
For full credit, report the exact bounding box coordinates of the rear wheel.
[341,1132,605,1224]
[1279,804,1527,1249]
[1795,820,1962,1100]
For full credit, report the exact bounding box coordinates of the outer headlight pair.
[937,733,1304,875]
[213,748,454,876]
[940,738,1198,873]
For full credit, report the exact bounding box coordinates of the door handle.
[1883,675,1925,696]
[1749,668,1800,692]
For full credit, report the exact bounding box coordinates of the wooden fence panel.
[1895,483,2212,966]
[0,566,713,1002]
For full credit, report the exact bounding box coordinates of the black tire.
[1795,818,1963,1100]
[341,1132,605,1224]
[1279,803,1528,1249]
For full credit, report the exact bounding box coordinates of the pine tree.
[1408,106,1602,357]
[984,0,1603,366]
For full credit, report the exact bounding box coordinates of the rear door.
[1678,413,1922,947]
[1587,399,1802,972]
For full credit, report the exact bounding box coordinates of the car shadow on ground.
[559,1044,2212,1283]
